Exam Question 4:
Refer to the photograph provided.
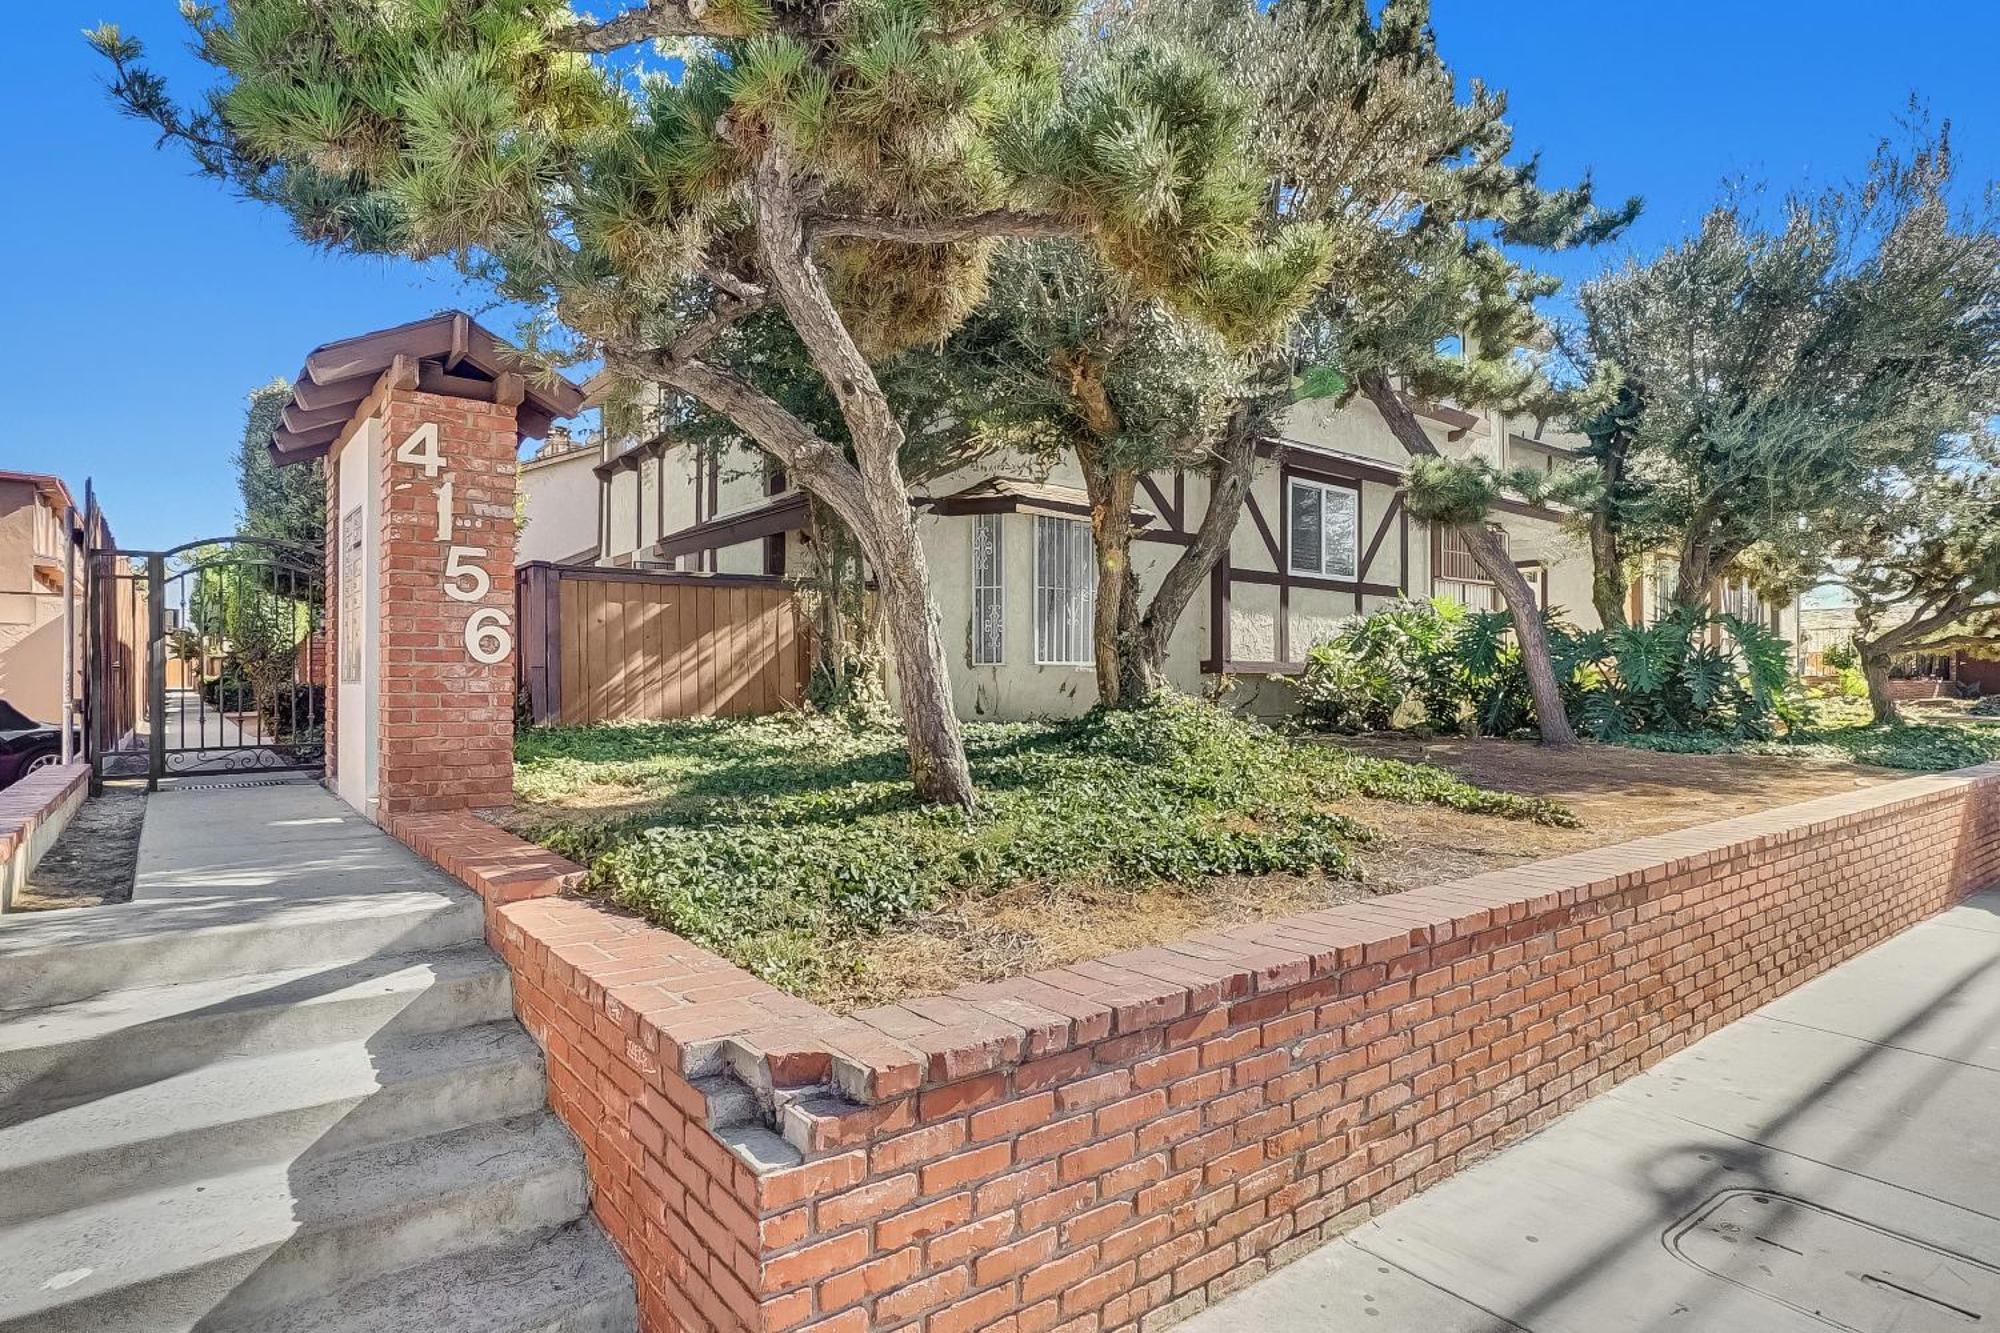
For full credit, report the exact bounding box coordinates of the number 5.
[465,607,512,664]
[443,545,490,603]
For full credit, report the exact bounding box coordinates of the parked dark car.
[0,701,69,791]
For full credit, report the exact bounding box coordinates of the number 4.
[396,423,445,477]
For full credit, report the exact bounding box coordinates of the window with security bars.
[971,514,1004,664]
[1646,554,1683,624]
[1433,525,1514,612]
[1033,515,1096,666]
[1434,523,1508,583]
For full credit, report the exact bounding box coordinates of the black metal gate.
[86,525,325,791]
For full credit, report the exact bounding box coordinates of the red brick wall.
[373,385,519,814]
[1960,653,2000,694]
[395,764,2000,1333]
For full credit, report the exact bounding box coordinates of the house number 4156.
[397,423,513,665]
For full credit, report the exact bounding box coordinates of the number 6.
[465,607,512,664]
[443,545,490,603]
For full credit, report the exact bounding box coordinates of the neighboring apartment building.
[0,472,82,724]
[517,426,603,566]
[532,393,1798,720]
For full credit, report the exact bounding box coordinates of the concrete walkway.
[1186,888,2000,1333]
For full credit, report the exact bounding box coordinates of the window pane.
[972,514,1003,664]
[1323,487,1358,579]
[1288,481,1322,575]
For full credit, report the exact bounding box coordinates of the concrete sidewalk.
[1185,888,2000,1333]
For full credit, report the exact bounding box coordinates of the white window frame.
[971,513,1004,665]
[1033,515,1096,667]
[1286,477,1360,580]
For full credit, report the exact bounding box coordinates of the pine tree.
[972,0,1640,716]
[235,377,326,553]
[91,0,1320,808]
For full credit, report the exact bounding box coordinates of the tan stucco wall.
[659,450,698,553]
[1280,397,1428,466]
[604,467,638,561]
[0,480,74,723]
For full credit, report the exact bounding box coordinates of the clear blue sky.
[4,3,1995,550]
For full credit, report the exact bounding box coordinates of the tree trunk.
[684,145,977,809]
[1358,372,1577,747]
[1586,432,1629,630]
[871,529,978,795]
[1588,513,1628,630]
[1077,444,1142,708]
[1671,527,1725,616]
[1859,647,1900,725]
[1124,392,1271,700]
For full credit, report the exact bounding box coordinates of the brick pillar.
[324,359,523,818]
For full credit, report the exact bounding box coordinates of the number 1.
[434,480,454,541]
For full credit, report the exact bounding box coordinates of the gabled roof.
[0,470,77,514]
[269,311,586,465]
[1508,431,1581,458]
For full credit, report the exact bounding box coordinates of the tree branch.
[551,1,711,51]
[808,210,1085,245]
[933,7,1010,43]
[1865,592,2000,656]
[632,275,770,370]
[754,147,911,477]
[606,342,879,558]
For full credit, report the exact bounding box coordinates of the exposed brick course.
[394,764,2000,1333]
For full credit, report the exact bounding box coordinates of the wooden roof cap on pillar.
[267,311,586,466]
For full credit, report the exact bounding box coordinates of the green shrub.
[1297,598,1465,732]
[201,661,254,712]
[1970,695,2000,717]
[1298,601,1795,742]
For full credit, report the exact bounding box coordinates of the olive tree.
[1567,125,2000,629]
[1821,433,2000,723]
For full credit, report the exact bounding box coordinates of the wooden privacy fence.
[516,562,811,725]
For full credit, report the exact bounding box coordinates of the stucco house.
[532,392,1799,720]
[0,471,86,724]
